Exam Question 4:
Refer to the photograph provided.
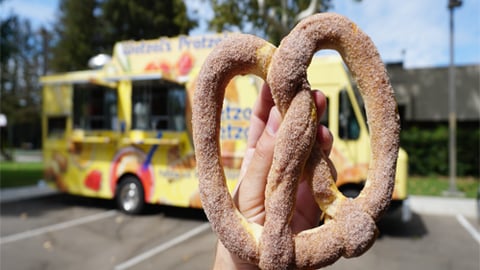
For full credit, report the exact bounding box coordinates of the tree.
[50,0,99,72]
[0,14,44,148]
[209,0,360,45]
[51,0,197,72]
[100,0,197,50]
[0,15,43,123]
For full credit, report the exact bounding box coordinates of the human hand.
[214,84,334,269]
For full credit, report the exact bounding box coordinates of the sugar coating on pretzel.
[193,12,400,270]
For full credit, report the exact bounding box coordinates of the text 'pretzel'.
[192,13,400,270]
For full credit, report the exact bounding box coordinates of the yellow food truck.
[41,33,408,216]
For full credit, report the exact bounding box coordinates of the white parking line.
[115,222,211,270]
[0,210,117,245]
[456,214,480,245]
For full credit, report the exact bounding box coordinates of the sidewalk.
[0,183,57,204]
[0,149,42,162]
[408,195,478,219]
[1,185,478,219]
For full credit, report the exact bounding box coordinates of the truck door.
[332,88,370,188]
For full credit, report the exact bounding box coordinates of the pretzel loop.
[193,34,276,264]
[192,13,400,270]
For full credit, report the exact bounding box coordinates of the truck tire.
[116,176,145,214]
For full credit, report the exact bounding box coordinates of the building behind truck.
[41,33,408,216]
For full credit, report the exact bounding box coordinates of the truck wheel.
[116,176,145,214]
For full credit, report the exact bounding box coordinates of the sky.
[1,0,479,69]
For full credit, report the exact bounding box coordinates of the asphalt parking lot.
[0,192,479,270]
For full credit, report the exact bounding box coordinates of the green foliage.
[401,125,479,176]
[457,127,480,176]
[51,0,98,71]
[208,0,332,45]
[101,0,196,48]
[0,14,43,125]
[51,0,197,72]
[1,15,19,61]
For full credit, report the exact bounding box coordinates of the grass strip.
[0,162,44,189]
[408,176,479,198]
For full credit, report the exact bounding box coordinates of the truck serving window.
[132,80,186,131]
[73,84,118,130]
[339,89,360,140]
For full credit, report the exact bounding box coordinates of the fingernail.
[266,107,281,136]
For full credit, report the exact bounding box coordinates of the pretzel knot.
[192,13,400,270]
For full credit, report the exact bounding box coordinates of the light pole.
[444,0,464,197]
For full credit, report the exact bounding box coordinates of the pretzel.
[192,13,400,270]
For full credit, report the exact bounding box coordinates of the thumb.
[233,107,281,222]
[239,107,281,180]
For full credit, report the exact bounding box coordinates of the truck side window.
[73,84,117,130]
[339,90,360,140]
[132,80,186,131]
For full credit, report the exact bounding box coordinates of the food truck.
[41,33,408,215]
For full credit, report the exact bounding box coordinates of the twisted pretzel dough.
[192,13,400,270]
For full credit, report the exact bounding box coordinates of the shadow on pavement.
[1,193,208,222]
[378,211,428,238]
[142,204,208,221]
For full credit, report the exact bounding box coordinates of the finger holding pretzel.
[193,12,400,270]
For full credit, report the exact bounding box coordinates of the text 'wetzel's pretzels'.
[192,13,400,270]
